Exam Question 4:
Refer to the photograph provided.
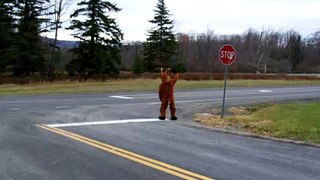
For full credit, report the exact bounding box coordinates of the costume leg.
[169,98,177,119]
[160,99,168,117]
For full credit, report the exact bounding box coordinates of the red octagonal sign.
[219,44,236,65]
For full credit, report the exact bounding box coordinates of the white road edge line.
[8,108,21,111]
[112,87,320,97]
[109,96,135,99]
[56,106,71,109]
[149,92,320,105]
[45,119,163,128]
[259,90,273,93]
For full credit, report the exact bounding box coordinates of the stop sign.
[219,44,236,65]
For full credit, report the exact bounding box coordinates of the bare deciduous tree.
[47,0,72,79]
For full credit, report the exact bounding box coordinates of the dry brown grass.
[193,106,272,132]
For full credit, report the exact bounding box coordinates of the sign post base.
[221,65,228,119]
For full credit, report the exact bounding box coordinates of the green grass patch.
[247,103,320,144]
[194,102,320,144]
[0,79,320,96]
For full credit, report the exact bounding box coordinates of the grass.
[0,79,158,96]
[194,102,320,144]
[0,79,320,96]
[248,103,320,144]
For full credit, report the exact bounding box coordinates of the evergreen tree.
[143,0,176,71]
[14,0,49,77]
[66,0,123,76]
[288,33,303,71]
[0,0,14,73]
[132,52,143,75]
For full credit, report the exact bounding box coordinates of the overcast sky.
[48,0,320,41]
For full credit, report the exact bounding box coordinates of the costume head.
[160,68,170,83]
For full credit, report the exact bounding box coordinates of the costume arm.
[171,73,179,84]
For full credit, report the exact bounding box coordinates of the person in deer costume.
[158,68,179,120]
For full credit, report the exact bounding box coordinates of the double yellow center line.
[36,124,214,180]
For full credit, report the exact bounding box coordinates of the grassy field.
[194,102,320,144]
[0,79,320,96]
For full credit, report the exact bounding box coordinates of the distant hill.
[55,40,79,48]
[42,37,79,48]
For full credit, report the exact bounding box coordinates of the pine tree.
[132,52,143,75]
[288,33,303,71]
[143,0,176,72]
[14,0,49,77]
[66,0,123,77]
[0,0,14,73]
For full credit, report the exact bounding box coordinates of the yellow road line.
[36,124,214,180]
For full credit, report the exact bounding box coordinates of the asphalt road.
[1,86,320,180]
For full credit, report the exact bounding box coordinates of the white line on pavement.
[259,90,273,93]
[149,92,320,105]
[45,119,163,128]
[112,87,320,99]
[1,99,73,104]
[56,106,71,109]
[8,108,21,111]
[109,96,135,99]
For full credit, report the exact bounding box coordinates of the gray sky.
[47,0,320,41]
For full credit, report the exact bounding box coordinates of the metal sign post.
[221,65,228,119]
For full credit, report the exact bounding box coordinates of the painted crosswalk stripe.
[45,119,163,128]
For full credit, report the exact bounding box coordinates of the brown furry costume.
[158,68,179,120]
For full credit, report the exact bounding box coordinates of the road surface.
[1,86,320,180]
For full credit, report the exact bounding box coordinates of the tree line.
[1,0,319,82]
[126,29,320,74]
